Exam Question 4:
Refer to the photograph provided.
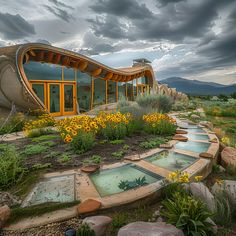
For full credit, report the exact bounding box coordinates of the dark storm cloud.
[0,12,35,40]
[87,15,128,39]
[48,0,74,10]
[156,0,186,7]
[90,0,154,19]
[43,4,74,22]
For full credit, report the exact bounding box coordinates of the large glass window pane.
[118,82,126,100]
[64,67,75,81]
[32,84,45,104]
[127,81,133,101]
[64,85,74,112]
[93,78,106,107]
[49,84,60,113]
[133,79,137,98]
[107,81,116,103]
[77,71,91,112]
[24,61,61,81]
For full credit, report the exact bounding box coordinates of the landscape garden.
[1,93,236,236]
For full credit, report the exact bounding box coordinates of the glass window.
[64,84,74,112]
[32,84,45,104]
[118,82,126,100]
[133,79,137,98]
[24,61,62,81]
[127,81,133,101]
[77,71,91,112]
[49,84,60,113]
[64,67,75,81]
[93,78,106,107]
[107,81,116,103]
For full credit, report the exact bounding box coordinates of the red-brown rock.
[199,152,213,159]
[0,205,10,229]
[172,135,188,142]
[77,199,101,214]
[175,129,188,134]
[221,147,236,168]
[81,165,100,173]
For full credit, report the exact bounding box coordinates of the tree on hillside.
[231,92,236,99]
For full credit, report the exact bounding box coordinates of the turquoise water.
[175,141,210,153]
[90,164,163,197]
[184,133,209,140]
[145,151,197,171]
[187,128,206,133]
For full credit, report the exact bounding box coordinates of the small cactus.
[76,223,95,236]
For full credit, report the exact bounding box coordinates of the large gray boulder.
[212,180,236,207]
[118,222,184,236]
[83,215,112,236]
[189,182,215,212]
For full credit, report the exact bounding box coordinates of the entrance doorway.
[31,81,77,116]
[137,84,149,95]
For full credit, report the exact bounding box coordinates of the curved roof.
[0,43,157,110]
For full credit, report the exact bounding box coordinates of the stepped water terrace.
[184,133,209,140]
[89,164,163,197]
[175,141,210,153]
[144,150,197,171]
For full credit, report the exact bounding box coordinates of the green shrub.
[32,163,52,170]
[0,145,25,190]
[0,113,26,135]
[100,122,127,140]
[76,223,95,236]
[23,144,47,156]
[110,139,125,145]
[122,144,130,150]
[136,94,174,113]
[212,164,220,174]
[71,131,95,154]
[139,137,170,149]
[27,128,53,138]
[83,155,102,165]
[59,154,71,163]
[112,212,128,228]
[213,192,232,227]
[161,192,214,236]
[31,134,59,142]
[111,150,125,159]
[144,120,177,135]
[163,182,188,199]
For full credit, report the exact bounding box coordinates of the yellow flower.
[194,175,203,182]
[168,171,178,181]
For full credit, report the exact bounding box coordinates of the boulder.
[199,121,213,130]
[221,147,236,168]
[199,152,213,159]
[212,180,236,207]
[189,183,215,212]
[81,165,100,173]
[0,205,11,229]
[83,216,112,236]
[190,114,200,119]
[175,129,188,134]
[77,199,101,214]
[0,192,21,207]
[172,135,188,142]
[118,222,184,236]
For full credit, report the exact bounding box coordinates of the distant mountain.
[160,77,236,95]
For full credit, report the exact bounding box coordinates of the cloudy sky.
[0,0,236,84]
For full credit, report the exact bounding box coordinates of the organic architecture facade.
[0,43,187,116]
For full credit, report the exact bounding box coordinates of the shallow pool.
[145,151,197,171]
[184,133,209,140]
[175,141,210,153]
[22,174,75,207]
[187,128,206,133]
[90,164,163,197]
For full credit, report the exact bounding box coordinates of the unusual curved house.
[0,43,157,116]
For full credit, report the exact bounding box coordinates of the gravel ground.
[1,217,82,236]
